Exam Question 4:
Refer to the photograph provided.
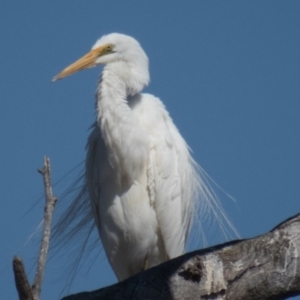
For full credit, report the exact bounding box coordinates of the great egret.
[53,33,233,281]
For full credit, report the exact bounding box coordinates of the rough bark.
[62,213,300,300]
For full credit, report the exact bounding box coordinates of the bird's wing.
[135,94,198,258]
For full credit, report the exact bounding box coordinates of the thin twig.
[32,156,57,300]
[13,256,33,300]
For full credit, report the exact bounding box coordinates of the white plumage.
[53,33,234,281]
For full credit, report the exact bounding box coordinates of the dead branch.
[13,256,33,300]
[13,156,57,300]
[62,213,300,300]
[32,156,57,299]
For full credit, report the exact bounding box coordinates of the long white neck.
[96,62,149,187]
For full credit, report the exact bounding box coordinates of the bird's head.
[53,33,150,94]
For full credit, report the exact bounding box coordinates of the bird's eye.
[106,45,113,52]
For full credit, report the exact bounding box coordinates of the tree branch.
[62,213,300,300]
[13,256,33,300]
[32,156,57,300]
[13,156,57,300]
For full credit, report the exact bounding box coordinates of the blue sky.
[1,2,300,299]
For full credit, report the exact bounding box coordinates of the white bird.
[53,33,233,281]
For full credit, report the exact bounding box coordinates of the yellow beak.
[52,46,104,82]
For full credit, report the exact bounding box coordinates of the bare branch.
[13,157,57,300]
[62,213,300,300]
[31,156,57,300]
[13,256,33,300]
